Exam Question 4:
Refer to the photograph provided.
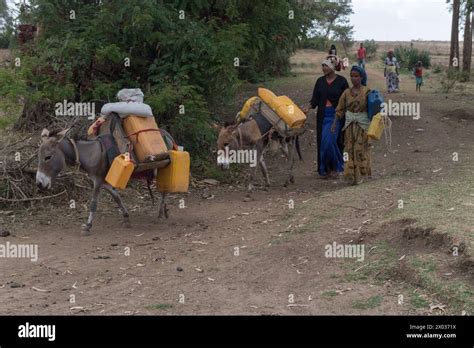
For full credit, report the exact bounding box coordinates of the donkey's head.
[36,128,69,190]
[216,122,240,170]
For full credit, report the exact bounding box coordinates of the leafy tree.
[0,0,14,48]
[3,0,315,168]
[299,0,354,53]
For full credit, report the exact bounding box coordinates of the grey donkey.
[36,128,169,235]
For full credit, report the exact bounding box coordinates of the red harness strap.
[126,128,161,143]
[125,128,178,158]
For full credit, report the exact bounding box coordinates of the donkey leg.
[289,138,296,183]
[158,192,169,219]
[82,178,102,235]
[259,150,270,190]
[280,139,289,159]
[284,138,296,186]
[248,145,259,193]
[103,183,131,228]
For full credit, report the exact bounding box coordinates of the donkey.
[36,128,169,235]
[217,117,302,192]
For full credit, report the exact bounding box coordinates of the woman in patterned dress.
[331,66,372,185]
[384,49,400,93]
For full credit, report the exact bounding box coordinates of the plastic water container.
[368,90,384,120]
[123,115,168,163]
[258,88,306,128]
[156,149,190,193]
[274,95,306,128]
[367,113,384,140]
[239,96,260,121]
[258,88,280,110]
[105,154,135,189]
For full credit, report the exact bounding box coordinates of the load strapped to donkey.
[88,88,190,194]
[237,88,308,138]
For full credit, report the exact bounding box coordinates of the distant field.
[376,41,474,67]
[290,49,326,74]
[375,41,454,66]
[0,49,10,63]
[375,41,451,56]
[292,41,473,70]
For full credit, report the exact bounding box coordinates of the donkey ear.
[210,122,221,130]
[228,124,239,131]
[41,128,50,141]
[223,121,236,128]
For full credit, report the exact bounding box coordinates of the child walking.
[414,61,423,92]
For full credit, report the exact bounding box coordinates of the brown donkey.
[217,117,302,192]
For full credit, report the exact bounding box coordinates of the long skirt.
[386,72,399,92]
[319,107,344,176]
[343,122,372,184]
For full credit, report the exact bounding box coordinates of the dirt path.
[1,51,473,315]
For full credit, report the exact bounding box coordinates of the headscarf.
[322,55,341,72]
[322,59,336,72]
[350,65,367,86]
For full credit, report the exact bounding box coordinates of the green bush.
[439,69,464,93]
[146,84,216,164]
[432,64,443,74]
[393,46,431,69]
[362,39,378,59]
[8,0,312,171]
[0,30,11,48]
[299,36,330,51]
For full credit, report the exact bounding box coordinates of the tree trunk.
[13,100,51,131]
[462,2,472,77]
[450,0,461,70]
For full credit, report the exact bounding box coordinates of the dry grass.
[0,49,11,64]
[290,49,327,74]
[376,41,474,67]
[375,41,452,56]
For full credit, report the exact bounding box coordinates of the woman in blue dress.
[305,56,349,179]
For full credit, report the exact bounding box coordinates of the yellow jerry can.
[157,149,190,193]
[238,96,260,121]
[123,115,168,163]
[258,88,281,111]
[258,88,306,128]
[274,95,306,128]
[367,113,384,140]
[105,154,135,190]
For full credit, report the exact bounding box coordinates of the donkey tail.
[295,136,303,161]
[147,175,155,206]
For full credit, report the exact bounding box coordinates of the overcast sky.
[351,0,452,41]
